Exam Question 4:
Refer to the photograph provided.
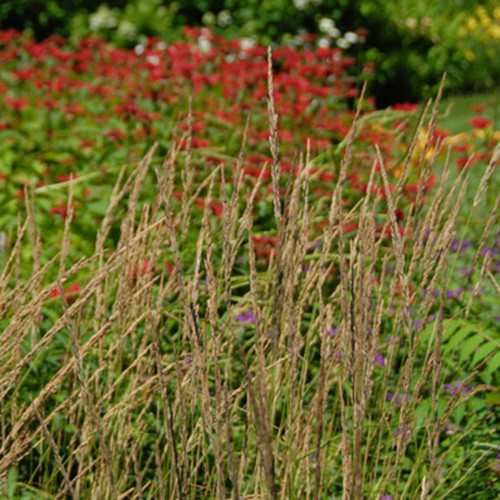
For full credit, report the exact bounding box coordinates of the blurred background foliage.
[0,0,499,106]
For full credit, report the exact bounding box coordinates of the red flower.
[50,283,81,300]
[50,202,72,218]
[392,103,418,112]
[471,103,486,114]
[128,259,152,281]
[105,129,126,141]
[469,116,492,129]
[4,96,28,111]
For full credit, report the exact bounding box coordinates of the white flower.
[134,44,145,55]
[327,27,341,38]
[344,31,359,43]
[318,37,331,48]
[218,10,233,27]
[198,36,211,53]
[319,18,335,33]
[240,38,256,50]
[89,5,118,31]
[293,0,309,10]
[117,20,137,40]
[337,38,350,49]
[146,55,160,65]
[156,41,167,51]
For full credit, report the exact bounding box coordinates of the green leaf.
[471,342,496,367]
[459,334,483,363]
[485,351,500,375]
[442,320,474,353]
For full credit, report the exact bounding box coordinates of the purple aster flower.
[236,311,255,323]
[374,352,386,366]
[444,380,474,396]
[450,239,470,252]
[481,246,499,257]
[380,496,393,500]
[445,287,464,300]
[393,424,409,438]
[326,326,337,336]
[387,393,410,407]
[412,318,422,330]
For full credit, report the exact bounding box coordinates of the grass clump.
[0,59,499,500]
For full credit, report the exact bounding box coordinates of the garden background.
[0,1,499,499]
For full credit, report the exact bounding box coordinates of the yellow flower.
[472,129,486,140]
[490,25,500,39]
[392,165,403,179]
[464,49,475,61]
[466,17,477,31]
[444,132,467,145]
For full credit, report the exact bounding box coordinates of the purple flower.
[444,380,474,396]
[481,246,499,257]
[236,311,255,323]
[326,326,337,336]
[445,287,464,300]
[450,239,470,253]
[387,392,410,407]
[412,318,422,330]
[380,496,393,500]
[393,424,410,438]
[374,352,386,366]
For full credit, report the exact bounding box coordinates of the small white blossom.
[117,20,137,40]
[89,5,118,31]
[319,18,335,33]
[336,38,350,49]
[218,10,233,27]
[293,0,309,10]
[318,37,331,48]
[327,27,341,38]
[344,31,359,44]
[198,36,211,53]
[146,55,160,65]
[134,44,145,55]
[240,38,256,50]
